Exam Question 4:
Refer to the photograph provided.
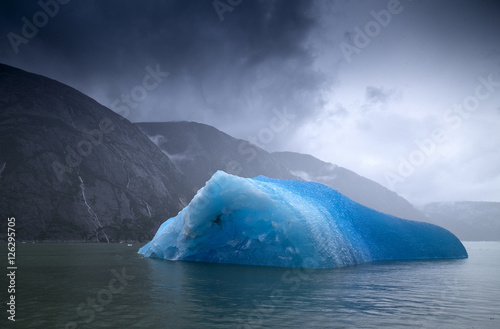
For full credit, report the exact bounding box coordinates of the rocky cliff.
[0,64,189,241]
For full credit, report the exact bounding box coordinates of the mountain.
[0,64,190,242]
[135,122,429,223]
[3,64,493,243]
[134,121,296,197]
[420,202,500,241]
[272,151,426,221]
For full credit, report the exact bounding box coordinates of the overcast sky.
[1,0,499,205]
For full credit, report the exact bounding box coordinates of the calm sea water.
[2,241,499,328]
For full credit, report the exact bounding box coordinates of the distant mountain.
[420,202,500,241]
[0,64,190,242]
[272,151,426,221]
[3,64,494,243]
[134,121,296,197]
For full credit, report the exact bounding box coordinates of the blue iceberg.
[139,171,467,268]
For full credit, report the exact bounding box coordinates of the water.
[2,242,499,328]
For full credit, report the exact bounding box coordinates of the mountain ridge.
[2,63,495,242]
[272,151,426,222]
[134,121,297,199]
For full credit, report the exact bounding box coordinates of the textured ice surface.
[139,171,468,268]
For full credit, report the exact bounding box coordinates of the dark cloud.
[0,0,328,147]
[2,0,500,203]
[365,86,395,104]
[334,104,348,117]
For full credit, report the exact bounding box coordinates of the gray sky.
[1,0,499,205]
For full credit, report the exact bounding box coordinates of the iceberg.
[139,171,467,268]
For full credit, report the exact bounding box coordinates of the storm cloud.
[0,0,328,140]
[1,0,500,204]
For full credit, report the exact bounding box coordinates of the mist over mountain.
[134,121,296,198]
[0,64,190,241]
[272,151,426,222]
[420,202,500,241]
[1,64,496,242]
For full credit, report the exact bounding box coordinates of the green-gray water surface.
[2,241,499,328]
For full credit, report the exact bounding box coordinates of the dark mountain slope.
[135,121,296,196]
[0,64,189,241]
